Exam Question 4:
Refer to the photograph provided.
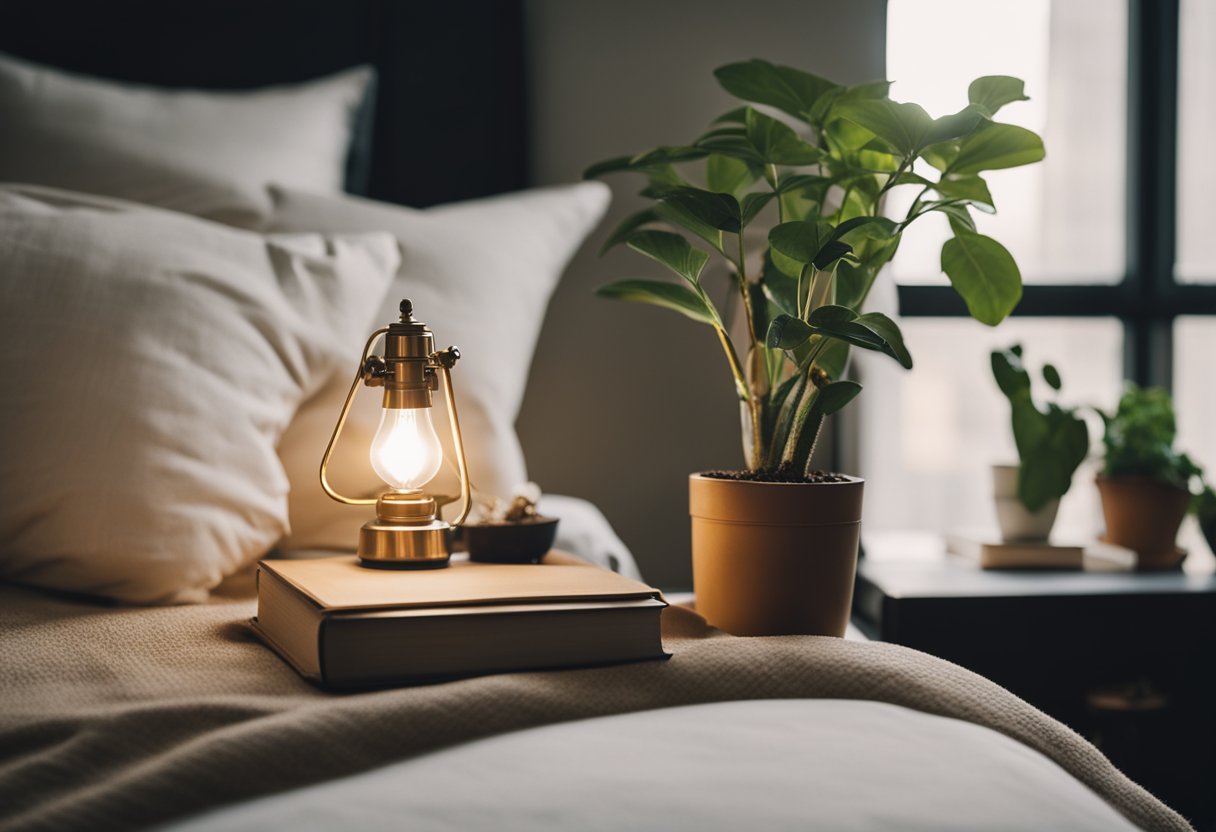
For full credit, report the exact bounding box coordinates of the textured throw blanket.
[0,571,1192,832]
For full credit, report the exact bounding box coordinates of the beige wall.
[518,0,887,587]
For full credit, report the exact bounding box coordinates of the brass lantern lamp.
[320,299,471,569]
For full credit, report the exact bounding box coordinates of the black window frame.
[894,0,1216,390]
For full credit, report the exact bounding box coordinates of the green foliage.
[587,59,1044,473]
[1100,384,1201,491]
[991,345,1089,512]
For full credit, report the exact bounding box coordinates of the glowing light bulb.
[369,407,444,491]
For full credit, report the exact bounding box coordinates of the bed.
[0,3,1194,831]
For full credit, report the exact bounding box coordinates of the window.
[864,0,1216,569]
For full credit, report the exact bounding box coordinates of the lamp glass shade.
[369,406,444,491]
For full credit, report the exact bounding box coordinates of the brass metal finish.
[318,299,474,568]
[376,491,437,523]
[319,327,390,507]
[358,519,451,568]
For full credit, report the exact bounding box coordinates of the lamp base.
[357,518,452,568]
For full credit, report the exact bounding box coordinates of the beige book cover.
[259,553,661,611]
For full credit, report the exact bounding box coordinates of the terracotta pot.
[992,463,1060,541]
[689,473,863,637]
[1096,475,1190,569]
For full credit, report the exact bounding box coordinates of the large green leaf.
[816,380,863,415]
[924,104,989,146]
[744,108,823,165]
[813,240,853,270]
[921,140,961,172]
[920,199,976,231]
[941,229,1023,325]
[854,312,913,369]
[832,215,897,244]
[968,76,1029,116]
[626,230,709,285]
[658,187,742,233]
[695,128,767,165]
[596,279,719,326]
[950,123,1045,175]
[741,191,777,225]
[767,314,814,349]
[712,106,749,125]
[811,79,892,126]
[835,99,934,157]
[805,305,912,368]
[935,174,995,213]
[769,220,835,266]
[599,208,659,255]
[1016,404,1089,511]
[706,154,758,197]
[991,345,1031,401]
[825,116,877,153]
[714,59,838,123]
[582,145,707,180]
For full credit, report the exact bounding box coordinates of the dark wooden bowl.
[465,517,559,564]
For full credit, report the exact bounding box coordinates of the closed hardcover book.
[252,553,668,688]
[946,534,1084,569]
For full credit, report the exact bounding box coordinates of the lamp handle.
[319,327,390,507]
[436,362,472,527]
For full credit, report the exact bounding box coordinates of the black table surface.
[852,531,1216,826]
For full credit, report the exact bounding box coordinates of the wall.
[518,0,887,587]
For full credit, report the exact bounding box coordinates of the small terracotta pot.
[689,473,863,637]
[1096,475,1189,569]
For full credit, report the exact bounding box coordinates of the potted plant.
[990,344,1088,541]
[585,60,1044,636]
[1097,384,1201,569]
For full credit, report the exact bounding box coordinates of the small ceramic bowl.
[465,517,559,564]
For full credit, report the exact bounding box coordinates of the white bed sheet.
[166,699,1137,832]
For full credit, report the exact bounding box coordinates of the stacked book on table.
[945,533,1137,571]
[253,553,667,689]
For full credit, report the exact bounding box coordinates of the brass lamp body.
[320,299,471,569]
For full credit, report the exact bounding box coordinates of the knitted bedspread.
[0,570,1192,832]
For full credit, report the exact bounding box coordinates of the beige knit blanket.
[0,573,1192,832]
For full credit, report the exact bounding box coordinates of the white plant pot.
[992,463,1060,542]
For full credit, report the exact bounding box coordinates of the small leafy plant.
[1100,384,1201,490]
[991,345,1088,512]
[586,60,1044,476]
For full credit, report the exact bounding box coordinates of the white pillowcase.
[0,186,399,604]
[268,182,611,552]
[0,51,371,228]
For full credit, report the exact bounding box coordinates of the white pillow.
[268,182,611,552]
[0,52,371,228]
[0,186,399,604]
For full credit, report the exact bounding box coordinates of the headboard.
[0,0,529,207]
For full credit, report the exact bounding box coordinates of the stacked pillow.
[0,51,372,228]
[0,186,399,603]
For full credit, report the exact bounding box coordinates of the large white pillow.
[0,52,371,228]
[0,186,399,604]
[268,182,611,551]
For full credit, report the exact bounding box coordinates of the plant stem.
[801,266,818,320]
[876,160,909,201]
[736,232,758,350]
[714,325,762,469]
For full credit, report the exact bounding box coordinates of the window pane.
[856,318,1123,540]
[1177,0,1216,282]
[1174,317,1216,572]
[886,0,1126,284]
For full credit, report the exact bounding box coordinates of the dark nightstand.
[852,532,1216,828]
